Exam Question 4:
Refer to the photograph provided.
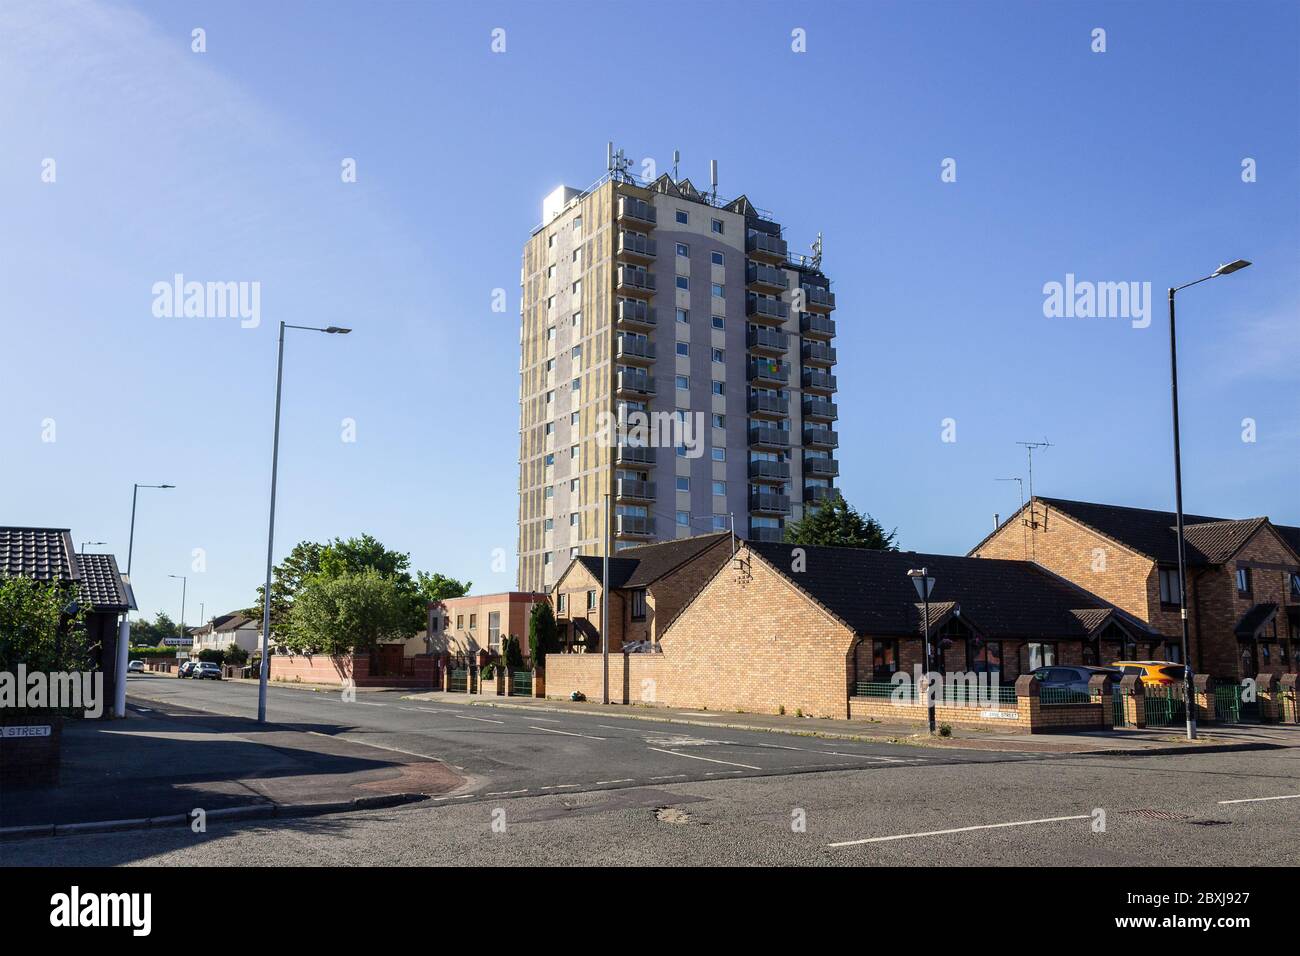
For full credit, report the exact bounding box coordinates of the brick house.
[545,540,1157,718]
[549,532,733,654]
[189,613,260,657]
[429,591,547,663]
[969,497,1300,682]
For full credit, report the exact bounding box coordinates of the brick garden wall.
[268,653,438,688]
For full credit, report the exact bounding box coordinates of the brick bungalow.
[547,540,1158,718]
[969,497,1300,682]
[549,532,733,654]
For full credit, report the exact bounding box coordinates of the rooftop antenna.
[811,231,824,270]
[1015,438,1053,559]
[996,476,1028,559]
[607,140,632,182]
[709,159,718,202]
[672,149,680,181]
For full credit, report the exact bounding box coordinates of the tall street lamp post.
[1167,259,1251,742]
[126,483,174,575]
[258,323,352,723]
[908,567,936,734]
[168,574,187,644]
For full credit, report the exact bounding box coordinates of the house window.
[1236,567,1251,595]
[676,511,690,526]
[676,476,690,492]
[544,486,554,499]
[631,589,647,621]
[676,375,689,390]
[573,215,582,233]
[711,251,725,267]
[711,218,724,234]
[676,308,690,324]
[676,242,689,258]
[557,594,567,613]
[712,413,726,428]
[488,612,501,649]
[712,348,725,363]
[1026,643,1056,670]
[468,614,477,631]
[675,209,689,225]
[1291,572,1300,599]
[968,640,1003,678]
[570,513,579,527]
[676,342,690,357]
[1158,568,1182,605]
[572,311,581,327]
[711,448,726,462]
[711,282,724,298]
[711,480,726,496]
[676,276,690,292]
[570,411,580,426]
[711,315,725,330]
[543,553,551,566]
[546,325,556,342]
[546,265,555,279]
[456,615,464,630]
[544,453,555,467]
[572,344,582,360]
[570,444,579,460]
[544,517,554,531]
[586,590,597,611]
[872,640,899,682]
[711,515,729,531]
[572,280,582,296]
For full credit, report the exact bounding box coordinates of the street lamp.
[907,567,937,734]
[127,483,175,575]
[258,322,352,723]
[168,574,187,644]
[1168,259,1251,742]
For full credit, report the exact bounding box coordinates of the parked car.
[177,660,197,678]
[1111,660,1185,685]
[1030,664,1121,696]
[193,662,223,680]
[127,660,144,673]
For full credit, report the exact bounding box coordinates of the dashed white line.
[647,747,761,771]
[596,778,636,785]
[828,814,1091,847]
[455,714,504,724]
[531,725,605,740]
[649,774,688,781]
[1218,793,1300,805]
[540,784,579,790]
[486,789,529,796]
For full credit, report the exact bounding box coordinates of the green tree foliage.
[197,648,225,664]
[284,568,419,655]
[502,634,525,671]
[246,540,323,630]
[0,577,85,672]
[224,643,250,666]
[125,610,179,647]
[416,571,471,604]
[527,602,557,665]
[783,492,899,550]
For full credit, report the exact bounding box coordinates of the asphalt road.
[4,675,1297,866]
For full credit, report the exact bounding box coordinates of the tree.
[126,610,179,647]
[224,643,250,666]
[246,540,323,631]
[416,571,471,604]
[502,634,525,671]
[0,577,85,673]
[783,492,898,550]
[285,568,418,655]
[527,602,557,665]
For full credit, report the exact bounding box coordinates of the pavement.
[0,692,461,836]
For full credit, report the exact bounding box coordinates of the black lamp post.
[1168,259,1251,741]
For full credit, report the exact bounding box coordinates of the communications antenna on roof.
[672,149,680,180]
[607,141,633,183]
[1015,438,1053,559]
[709,159,718,202]
[811,232,824,270]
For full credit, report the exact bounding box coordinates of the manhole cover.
[655,807,692,824]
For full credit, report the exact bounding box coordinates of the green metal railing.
[1143,684,1187,728]
[448,668,468,693]
[511,670,533,696]
[1112,687,1127,727]
[852,680,1016,708]
[1040,687,1093,706]
[1215,683,1242,723]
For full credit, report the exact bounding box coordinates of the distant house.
[429,592,548,662]
[0,527,136,718]
[188,613,260,657]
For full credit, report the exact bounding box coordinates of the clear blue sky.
[2,0,1296,624]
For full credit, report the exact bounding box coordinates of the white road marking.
[647,747,761,771]
[306,731,435,761]
[354,701,387,707]
[649,774,688,781]
[540,784,579,790]
[455,715,504,724]
[487,789,529,796]
[705,770,745,776]
[828,814,1091,847]
[596,778,635,785]
[1218,793,1300,805]
[531,725,605,740]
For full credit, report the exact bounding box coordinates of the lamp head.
[323,326,352,334]
[1212,259,1251,277]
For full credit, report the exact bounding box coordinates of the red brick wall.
[268,653,439,687]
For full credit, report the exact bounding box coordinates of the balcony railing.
[750,493,792,516]
[616,232,657,261]
[800,314,836,338]
[617,196,657,227]
[800,284,835,312]
[748,526,784,543]
[804,484,836,504]
[746,295,789,323]
[803,427,839,449]
[615,514,655,537]
[616,336,655,363]
[617,299,656,329]
[747,359,790,386]
[748,459,791,482]
[748,425,791,449]
[801,369,838,393]
[615,478,655,502]
[616,267,655,296]
[747,392,789,417]
[614,444,656,465]
[801,341,837,366]
[746,327,789,354]
[804,456,840,478]
[802,399,839,421]
[746,232,788,262]
[745,262,789,292]
[616,369,654,396]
